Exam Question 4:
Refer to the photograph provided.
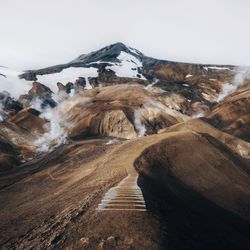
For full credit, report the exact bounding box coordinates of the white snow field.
[0,67,33,98]
[36,67,99,92]
[106,51,146,80]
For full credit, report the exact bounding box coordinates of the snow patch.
[36,67,98,93]
[204,66,234,71]
[106,52,146,80]
[0,68,33,98]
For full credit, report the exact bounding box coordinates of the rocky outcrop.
[74,77,86,93]
[57,82,74,97]
[65,82,74,94]
[89,110,137,139]
[0,91,23,119]
[57,82,66,93]
[18,82,57,109]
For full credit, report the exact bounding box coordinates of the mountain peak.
[108,42,128,50]
[70,42,144,65]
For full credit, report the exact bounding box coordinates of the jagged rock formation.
[18,82,57,109]
[0,91,23,119]
[57,82,66,93]
[89,110,137,139]
[57,82,75,98]
[74,77,87,92]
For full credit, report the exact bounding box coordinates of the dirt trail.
[0,135,168,249]
[59,135,170,249]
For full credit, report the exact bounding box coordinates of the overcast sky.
[1,0,250,69]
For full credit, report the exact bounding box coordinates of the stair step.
[97,173,147,212]
[97,208,147,212]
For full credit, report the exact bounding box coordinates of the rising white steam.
[0,103,4,122]
[134,108,146,137]
[106,138,119,145]
[30,97,44,112]
[191,111,206,119]
[34,108,68,152]
[144,78,159,90]
[34,95,91,152]
[217,67,250,102]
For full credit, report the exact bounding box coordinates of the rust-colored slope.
[205,82,250,141]
[160,118,250,159]
[0,129,250,249]
[135,132,250,221]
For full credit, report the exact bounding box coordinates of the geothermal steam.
[34,96,92,152]
[34,108,68,152]
[134,109,146,137]
[218,67,250,102]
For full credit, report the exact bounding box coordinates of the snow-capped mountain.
[0,43,147,97]
[20,43,147,86]
[2,42,248,138]
[1,42,239,100]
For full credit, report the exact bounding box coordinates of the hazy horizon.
[1,0,250,70]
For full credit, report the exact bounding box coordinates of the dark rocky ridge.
[0,91,23,119]
[70,42,144,64]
